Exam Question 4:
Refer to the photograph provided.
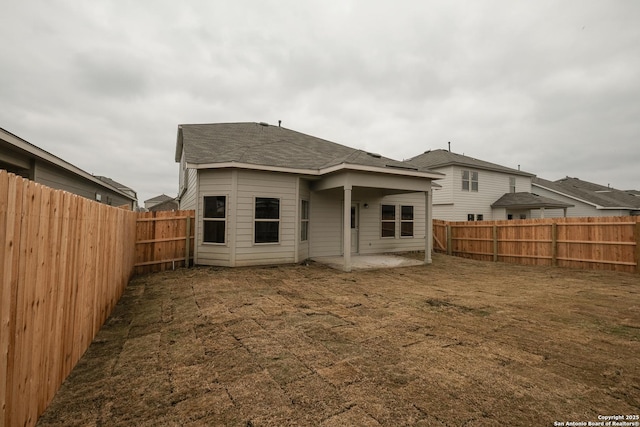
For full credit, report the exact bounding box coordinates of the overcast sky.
[1,1,639,204]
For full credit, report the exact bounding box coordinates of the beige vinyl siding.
[179,168,198,210]
[452,167,532,221]
[308,188,343,257]
[195,169,233,266]
[431,165,455,205]
[358,192,426,254]
[430,164,534,221]
[233,170,298,266]
[298,179,311,261]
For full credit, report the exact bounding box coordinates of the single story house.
[144,193,176,210]
[532,177,640,217]
[175,122,443,271]
[0,127,138,209]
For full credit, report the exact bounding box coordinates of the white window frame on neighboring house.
[462,170,479,192]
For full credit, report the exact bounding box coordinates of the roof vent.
[259,122,269,127]
[366,152,382,158]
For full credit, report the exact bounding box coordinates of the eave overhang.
[185,161,445,181]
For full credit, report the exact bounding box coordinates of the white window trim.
[400,205,414,238]
[202,195,227,245]
[300,199,309,242]
[462,170,479,192]
[253,196,281,245]
[381,204,396,239]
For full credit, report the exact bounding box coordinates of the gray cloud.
[1,0,639,203]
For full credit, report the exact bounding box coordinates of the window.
[381,204,396,238]
[301,200,309,242]
[477,214,484,221]
[509,177,516,193]
[400,205,414,237]
[203,196,226,243]
[255,197,279,243]
[462,170,479,191]
[467,213,475,221]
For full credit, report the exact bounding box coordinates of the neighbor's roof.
[0,127,137,202]
[95,176,136,196]
[491,192,574,209]
[533,177,640,210]
[144,193,174,203]
[406,149,534,177]
[175,122,442,177]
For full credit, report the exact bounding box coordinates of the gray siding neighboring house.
[406,149,571,221]
[1,127,137,209]
[175,122,443,271]
[147,197,179,212]
[144,193,176,210]
[532,177,640,217]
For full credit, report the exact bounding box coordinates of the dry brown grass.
[37,253,640,426]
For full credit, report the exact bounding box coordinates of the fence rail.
[134,210,195,275]
[0,171,137,427]
[433,216,640,273]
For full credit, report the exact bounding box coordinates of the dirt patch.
[37,253,640,426]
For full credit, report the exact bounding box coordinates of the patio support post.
[343,185,352,272]
[425,189,433,264]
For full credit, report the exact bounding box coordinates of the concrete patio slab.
[311,254,425,270]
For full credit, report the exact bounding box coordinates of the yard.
[37,253,639,426]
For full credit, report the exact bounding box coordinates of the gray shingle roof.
[144,193,174,203]
[406,149,534,177]
[533,177,640,209]
[491,192,573,209]
[176,122,438,174]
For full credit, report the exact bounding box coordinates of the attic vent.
[259,122,269,126]
[366,152,382,158]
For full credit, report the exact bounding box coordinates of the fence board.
[0,172,137,427]
[432,216,639,273]
[134,210,195,275]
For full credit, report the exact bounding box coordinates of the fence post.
[635,218,640,274]
[492,225,498,262]
[185,216,191,268]
[446,224,452,255]
[552,222,558,267]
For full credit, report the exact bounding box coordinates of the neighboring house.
[148,197,179,212]
[175,122,443,271]
[95,176,138,210]
[144,194,175,210]
[406,149,572,221]
[0,127,137,209]
[532,177,640,217]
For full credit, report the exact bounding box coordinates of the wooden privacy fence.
[134,210,195,275]
[433,216,640,273]
[0,170,137,427]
